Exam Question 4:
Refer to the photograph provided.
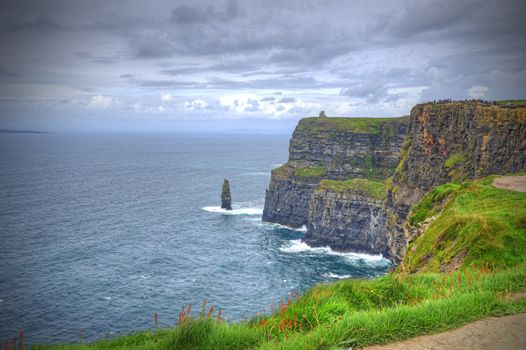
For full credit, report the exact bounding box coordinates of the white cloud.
[88,95,115,109]
[467,85,489,98]
[184,98,209,110]
[161,93,173,102]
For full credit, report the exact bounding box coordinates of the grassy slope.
[33,176,526,349]
[403,177,526,273]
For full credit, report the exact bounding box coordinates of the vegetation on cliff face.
[402,176,526,273]
[319,178,386,200]
[271,163,327,179]
[295,166,327,178]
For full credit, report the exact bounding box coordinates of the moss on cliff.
[387,133,412,198]
[271,163,327,179]
[295,166,327,177]
[402,176,526,273]
[271,163,294,179]
[444,153,469,182]
[296,116,408,135]
[319,178,387,200]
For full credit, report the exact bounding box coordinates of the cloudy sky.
[0,0,525,132]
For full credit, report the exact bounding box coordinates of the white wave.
[279,239,390,265]
[103,296,112,300]
[322,272,352,279]
[259,222,308,232]
[202,206,263,215]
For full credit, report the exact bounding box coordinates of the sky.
[0,0,525,132]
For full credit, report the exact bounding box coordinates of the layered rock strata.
[262,117,408,229]
[386,102,526,263]
[305,179,388,255]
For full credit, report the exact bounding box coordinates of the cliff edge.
[386,101,526,263]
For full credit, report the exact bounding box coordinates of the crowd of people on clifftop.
[426,99,521,107]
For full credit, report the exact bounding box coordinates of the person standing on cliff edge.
[221,179,232,210]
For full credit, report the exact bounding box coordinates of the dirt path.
[362,312,526,350]
[493,175,526,192]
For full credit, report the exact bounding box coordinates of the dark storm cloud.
[340,82,390,104]
[170,0,239,24]
[1,15,63,33]
[1,0,526,130]
[134,74,326,90]
[74,52,115,64]
[0,65,20,77]
[123,0,364,66]
[382,0,526,44]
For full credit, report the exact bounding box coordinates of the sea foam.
[202,206,263,215]
[279,239,390,265]
[258,222,308,232]
[322,272,352,279]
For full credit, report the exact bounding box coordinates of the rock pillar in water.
[221,179,232,210]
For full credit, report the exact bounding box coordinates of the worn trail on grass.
[493,175,526,192]
[363,311,526,349]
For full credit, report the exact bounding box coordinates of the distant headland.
[0,129,53,134]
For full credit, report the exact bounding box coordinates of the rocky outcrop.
[221,179,232,210]
[262,117,408,229]
[305,179,388,255]
[386,102,526,263]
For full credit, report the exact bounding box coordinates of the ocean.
[0,133,390,344]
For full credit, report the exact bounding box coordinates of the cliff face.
[305,179,388,255]
[262,116,408,232]
[263,102,526,262]
[262,164,322,228]
[386,102,526,262]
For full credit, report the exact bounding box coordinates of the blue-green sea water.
[0,133,390,344]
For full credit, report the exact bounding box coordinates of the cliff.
[305,179,389,255]
[262,116,408,230]
[386,102,526,263]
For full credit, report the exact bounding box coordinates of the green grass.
[444,153,467,169]
[295,166,327,178]
[271,163,326,178]
[319,178,386,200]
[496,100,526,106]
[296,116,408,136]
[34,265,526,350]
[403,176,526,272]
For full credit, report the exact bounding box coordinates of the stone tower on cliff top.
[221,179,232,210]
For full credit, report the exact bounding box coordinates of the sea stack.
[221,179,232,210]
